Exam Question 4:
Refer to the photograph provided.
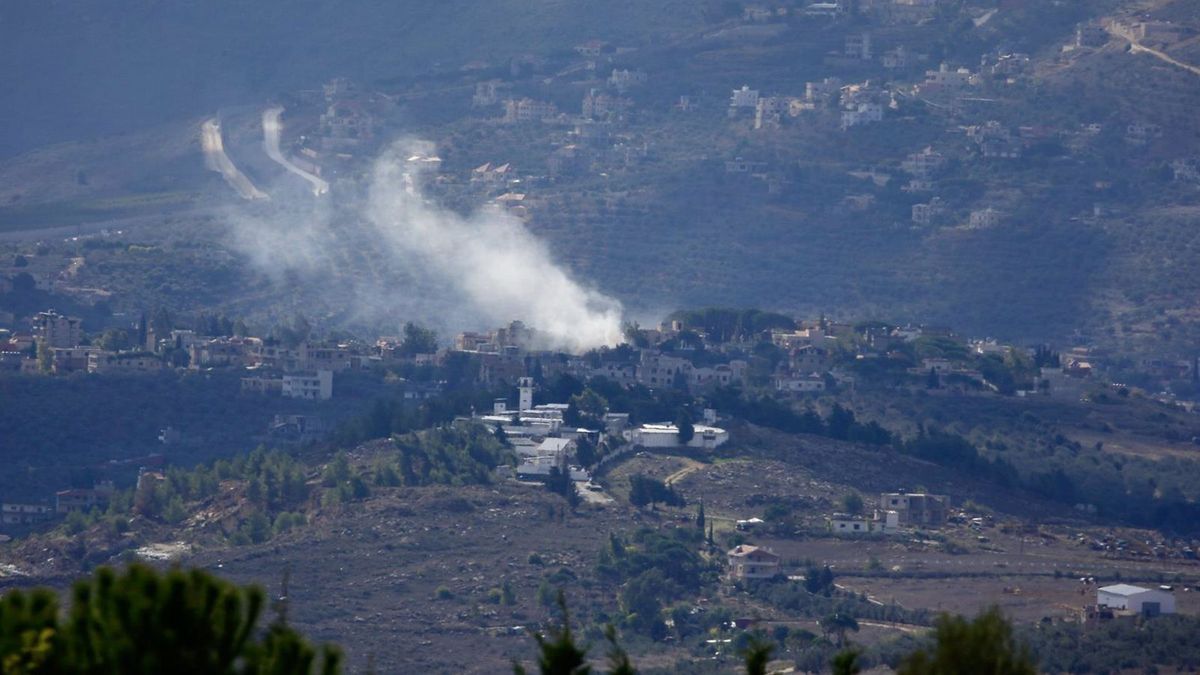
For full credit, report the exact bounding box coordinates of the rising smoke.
[223,136,624,353]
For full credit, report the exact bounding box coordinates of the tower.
[518,376,534,412]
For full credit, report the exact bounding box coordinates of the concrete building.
[845,32,872,60]
[1,502,54,525]
[87,351,163,374]
[912,197,947,226]
[503,98,558,123]
[880,492,948,527]
[34,311,83,348]
[1097,584,1176,616]
[55,484,112,514]
[829,514,871,535]
[51,346,100,374]
[727,545,781,580]
[730,85,761,110]
[775,373,826,394]
[902,147,946,178]
[924,63,974,88]
[841,102,884,129]
[282,370,333,401]
[241,374,283,395]
[625,423,730,449]
[969,208,1002,229]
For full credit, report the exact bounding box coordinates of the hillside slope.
[0,0,705,157]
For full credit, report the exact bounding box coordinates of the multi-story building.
[33,311,82,348]
[879,492,948,527]
[727,545,781,579]
[282,370,334,401]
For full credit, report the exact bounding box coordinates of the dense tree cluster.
[372,424,510,487]
[627,475,684,508]
[665,308,796,343]
[595,528,715,639]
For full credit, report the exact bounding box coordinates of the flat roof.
[1099,584,1154,596]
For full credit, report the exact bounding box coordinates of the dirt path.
[1108,23,1200,79]
[262,107,329,196]
[664,458,706,486]
[201,119,269,201]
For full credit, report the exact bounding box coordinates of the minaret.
[518,376,534,412]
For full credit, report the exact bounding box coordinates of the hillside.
[3,1,1199,354]
[7,422,1200,673]
[0,0,706,157]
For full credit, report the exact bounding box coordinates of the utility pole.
[272,563,292,627]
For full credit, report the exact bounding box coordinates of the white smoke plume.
[222,135,624,353]
[365,140,624,352]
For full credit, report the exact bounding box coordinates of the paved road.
[0,206,214,243]
[262,107,329,196]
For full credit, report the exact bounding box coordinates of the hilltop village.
[3,307,1200,671]
[5,0,1200,671]
[1,301,1197,532]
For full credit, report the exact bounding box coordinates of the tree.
[696,501,706,532]
[821,614,859,648]
[150,307,175,340]
[742,637,773,675]
[603,625,635,675]
[897,607,1035,675]
[569,389,608,425]
[0,564,340,674]
[831,649,862,675]
[11,272,35,292]
[621,322,649,349]
[675,409,694,446]
[400,322,438,356]
[97,329,131,352]
[574,438,597,468]
[628,475,684,509]
[35,339,51,373]
[841,493,864,516]
[514,591,590,675]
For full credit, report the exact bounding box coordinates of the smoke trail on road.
[200,119,269,201]
[262,108,330,196]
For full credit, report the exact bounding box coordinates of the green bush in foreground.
[0,564,340,675]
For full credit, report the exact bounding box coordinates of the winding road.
[200,119,269,201]
[262,107,330,196]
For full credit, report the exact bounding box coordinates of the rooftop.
[1098,584,1155,596]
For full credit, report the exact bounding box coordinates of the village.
[1,299,1197,537]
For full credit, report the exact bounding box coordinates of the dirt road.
[262,107,329,196]
[201,119,269,201]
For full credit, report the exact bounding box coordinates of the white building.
[1097,584,1176,616]
[625,423,730,449]
[775,374,826,394]
[829,514,870,535]
[730,85,760,109]
[969,208,1002,229]
[841,103,883,129]
[282,370,333,400]
[924,64,974,88]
